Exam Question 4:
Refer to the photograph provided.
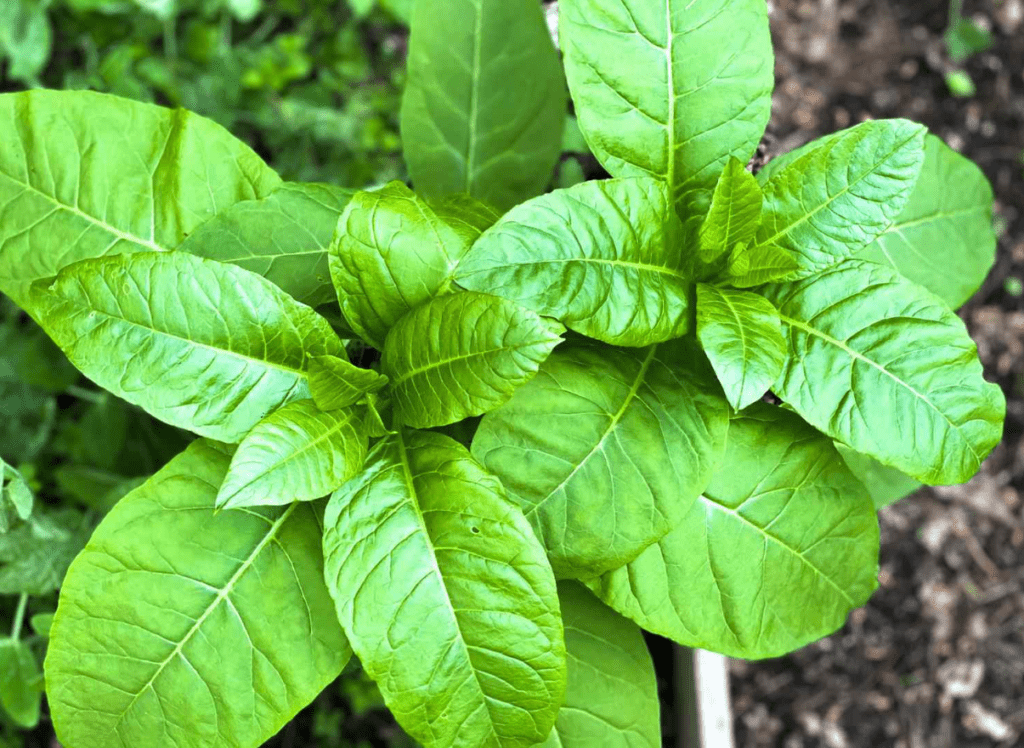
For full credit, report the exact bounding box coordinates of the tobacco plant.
[0,0,1005,746]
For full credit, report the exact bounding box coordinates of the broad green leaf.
[0,459,32,534]
[382,292,564,429]
[348,0,376,17]
[31,252,346,443]
[379,0,413,23]
[0,510,91,595]
[696,284,786,411]
[216,400,368,510]
[401,0,566,210]
[0,90,280,308]
[698,157,763,262]
[0,638,41,729]
[363,394,395,438]
[716,242,800,288]
[455,178,692,347]
[762,259,1004,484]
[308,355,389,412]
[835,443,922,509]
[53,466,147,513]
[472,338,729,579]
[227,0,262,21]
[589,404,879,659]
[322,430,565,748]
[853,134,996,309]
[539,582,659,748]
[754,120,927,278]
[560,0,773,215]
[329,182,495,348]
[45,439,350,748]
[180,182,355,308]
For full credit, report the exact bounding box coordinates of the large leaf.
[322,430,565,748]
[754,120,927,278]
[216,400,368,510]
[382,292,564,429]
[401,0,565,210]
[560,0,773,215]
[179,182,354,308]
[329,182,498,348]
[695,284,787,411]
[30,252,346,443]
[308,355,389,412]
[539,582,659,748]
[455,178,692,347]
[0,638,41,729]
[835,443,921,509]
[45,439,350,748]
[472,338,729,579]
[589,405,879,659]
[762,259,1005,484]
[0,90,280,308]
[853,134,996,309]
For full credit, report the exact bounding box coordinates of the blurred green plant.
[943,0,993,99]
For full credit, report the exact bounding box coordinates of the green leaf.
[754,120,927,278]
[716,242,800,288]
[216,400,368,510]
[0,90,280,308]
[382,292,564,429]
[560,0,773,215]
[322,430,565,748]
[0,510,91,595]
[695,284,786,411]
[945,17,992,63]
[363,393,395,438]
[762,259,1005,484]
[379,0,413,23]
[45,439,350,748]
[308,355,389,412]
[0,0,51,84]
[0,638,41,729]
[853,134,996,309]
[835,443,921,509]
[30,613,53,638]
[180,182,355,308]
[401,0,566,210]
[329,182,495,348]
[227,0,261,21]
[589,404,879,659]
[348,0,376,17]
[0,459,33,534]
[698,157,763,262]
[472,338,729,579]
[31,252,346,443]
[455,178,693,347]
[53,466,147,513]
[539,582,660,748]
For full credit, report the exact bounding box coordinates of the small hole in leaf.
[471,526,479,534]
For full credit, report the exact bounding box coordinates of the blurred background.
[0,1,1022,746]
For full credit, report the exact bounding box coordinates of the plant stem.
[11,593,28,641]
[67,384,103,403]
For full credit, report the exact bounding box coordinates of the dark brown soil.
[731,2,1024,747]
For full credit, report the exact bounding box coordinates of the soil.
[730,2,1024,747]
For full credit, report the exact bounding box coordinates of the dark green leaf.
[0,510,91,595]
[0,638,41,729]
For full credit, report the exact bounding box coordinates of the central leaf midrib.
[462,255,689,282]
[110,503,299,733]
[526,346,658,518]
[390,341,534,388]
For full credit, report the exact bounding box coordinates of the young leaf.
[589,404,880,659]
[30,613,54,638]
[695,284,787,411]
[31,252,347,443]
[698,157,763,262]
[0,510,91,595]
[401,0,566,210]
[329,182,495,348]
[215,400,368,510]
[455,178,693,347]
[472,338,730,579]
[382,292,564,429]
[179,182,355,308]
[0,90,280,308]
[0,638,41,729]
[835,443,921,509]
[853,134,996,309]
[716,242,800,288]
[560,0,773,215]
[322,430,565,748]
[1,458,33,533]
[539,582,660,748]
[45,439,350,748]
[754,119,927,278]
[762,259,1005,484]
[308,355,389,412]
